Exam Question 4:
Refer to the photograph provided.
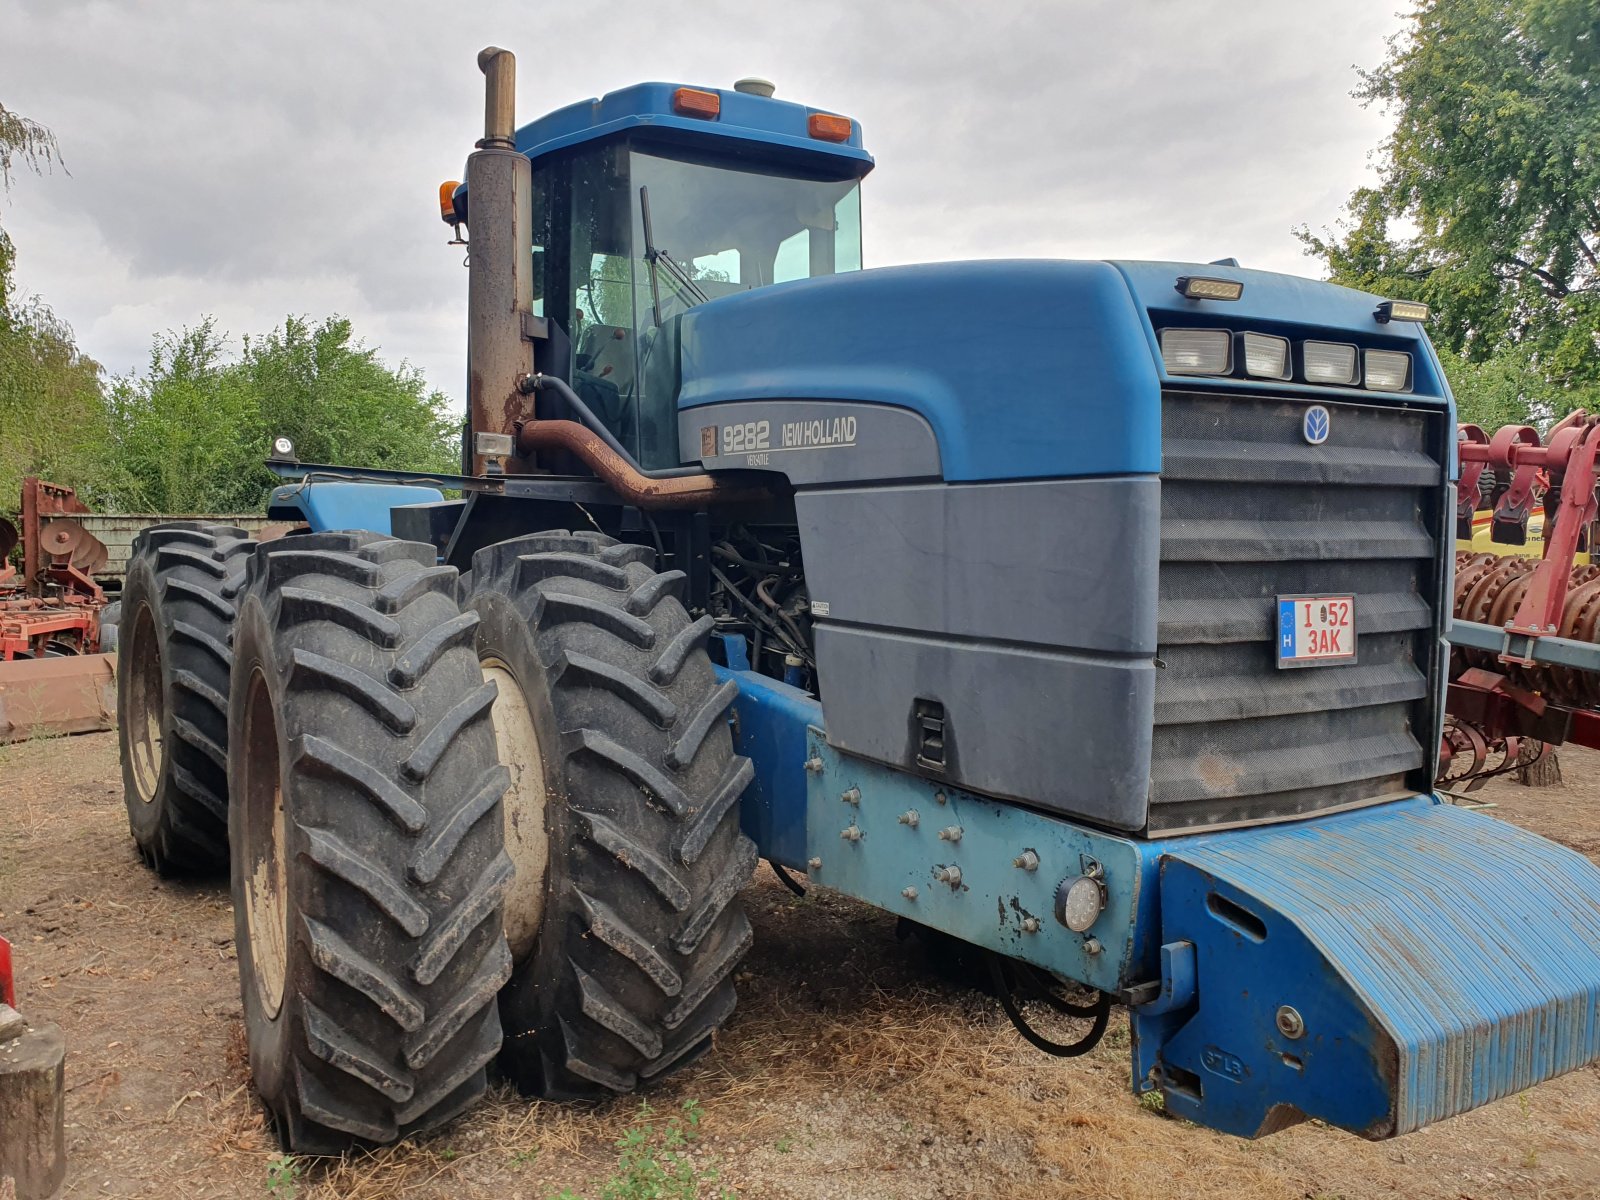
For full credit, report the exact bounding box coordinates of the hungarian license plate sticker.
[1277,595,1356,668]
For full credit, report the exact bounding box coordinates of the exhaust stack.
[465,46,534,474]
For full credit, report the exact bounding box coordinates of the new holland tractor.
[116,48,1600,1153]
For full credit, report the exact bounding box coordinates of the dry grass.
[7,733,1600,1199]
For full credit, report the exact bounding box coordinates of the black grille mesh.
[1151,390,1443,833]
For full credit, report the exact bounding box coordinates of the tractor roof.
[513,82,874,178]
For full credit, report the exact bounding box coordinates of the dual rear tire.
[118,523,755,1151]
[118,522,254,874]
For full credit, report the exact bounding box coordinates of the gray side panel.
[798,477,1159,829]
[814,628,1154,830]
[797,478,1159,655]
[678,399,941,485]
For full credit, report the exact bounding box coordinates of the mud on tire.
[228,531,512,1153]
[118,522,254,875]
[468,530,757,1097]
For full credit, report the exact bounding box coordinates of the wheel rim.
[483,660,550,962]
[126,604,165,805]
[240,667,289,1018]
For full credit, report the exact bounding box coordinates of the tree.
[0,102,111,511]
[238,315,459,483]
[103,321,260,512]
[0,102,61,197]
[1298,0,1600,421]
[106,315,459,514]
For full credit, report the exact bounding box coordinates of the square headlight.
[1364,348,1411,392]
[1160,328,1231,376]
[1241,332,1290,380]
[1303,341,1359,385]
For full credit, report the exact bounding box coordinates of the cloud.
[1,0,1405,403]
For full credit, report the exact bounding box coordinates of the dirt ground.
[3,732,1599,1200]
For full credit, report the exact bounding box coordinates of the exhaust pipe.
[478,46,516,149]
[465,47,535,475]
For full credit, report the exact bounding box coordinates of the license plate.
[1277,595,1356,668]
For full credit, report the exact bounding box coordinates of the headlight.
[1160,328,1231,376]
[1241,332,1290,379]
[1303,341,1358,385]
[1056,875,1107,932]
[1364,348,1411,392]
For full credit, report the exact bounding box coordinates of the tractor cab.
[511,82,872,469]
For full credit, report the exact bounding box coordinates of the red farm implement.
[1444,413,1600,787]
[0,477,116,742]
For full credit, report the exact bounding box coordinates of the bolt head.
[934,790,947,805]
[898,809,920,827]
[902,886,919,901]
[1021,916,1041,934]
[1275,1005,1305,1039]
[804,756,825,773]
[840,826,862,842]
[938,825,963,842]
[1083,937,1103,956]
[807,856,822,871]
[841,786,861,805]
[1013,850,1040,872]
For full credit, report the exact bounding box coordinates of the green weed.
[265,1155,300,1199]
[550,1100,730,1200]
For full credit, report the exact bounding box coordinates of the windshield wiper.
[639,185,709,326]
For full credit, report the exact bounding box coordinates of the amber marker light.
[672,88,721,119]
[808,112,853,142]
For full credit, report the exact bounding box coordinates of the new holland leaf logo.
[1303,406,1331,445]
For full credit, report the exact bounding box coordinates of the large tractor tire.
[467,531,757,1098]
[118,522,254,875]
[228,531,512,1153]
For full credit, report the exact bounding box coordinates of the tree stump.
[1517,748,1563,788]
[0,1018,65,1199]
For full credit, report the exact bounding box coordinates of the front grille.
[1151,390,1445,834]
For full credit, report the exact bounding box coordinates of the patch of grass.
[773,1136,792,1154]
[550,1100,730,1200]
[1137,1089,1166,1114]
[266,1155,300,1199]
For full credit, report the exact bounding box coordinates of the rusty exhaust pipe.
[515,418,770,509]
[466,47,535,475]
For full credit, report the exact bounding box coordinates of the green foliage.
[550,1100,732,1200]
[0,235,114,509]
[264,1154,300,1199]
[104,314,459,514]
[0,99,455,519]
[1298,0,1600,423]
[0,100,62,196]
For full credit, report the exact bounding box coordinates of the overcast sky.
[2,0,1407,405]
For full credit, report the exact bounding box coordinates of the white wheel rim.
[483,660,550,963]
[241,668,289,1019]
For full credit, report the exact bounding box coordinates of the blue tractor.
[116,48,1600,1153]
